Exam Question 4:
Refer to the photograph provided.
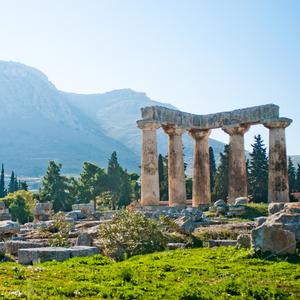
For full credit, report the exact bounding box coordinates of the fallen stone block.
[251,224,296,255]
[76,232,93,246]
[0,221,20,237]
[236,234,251,249]
[268,203,285,215]
[18,246,99,265]
[167,243,187,249]
[234,197,249,206]
[0,242,4,256]
[256,217,267,226]
[208,240,237,247]
[4,240,48,256]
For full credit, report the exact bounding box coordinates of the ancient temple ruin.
[137,104,292,207]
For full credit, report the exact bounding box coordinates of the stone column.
[163,125,186,206]
[137,121,160,206]
[264,118,292,203]
[189,129,211,207]
[222,124,250,203]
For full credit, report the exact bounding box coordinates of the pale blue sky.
[0,0,299,153]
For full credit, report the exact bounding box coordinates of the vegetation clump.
[99,209,168,260]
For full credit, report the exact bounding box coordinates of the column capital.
[137,120,161,130]
[222,124,250,135]
[162,124,185,136]
[188,128,211,140]
[263,118,292,129]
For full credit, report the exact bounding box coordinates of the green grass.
[0,247,299,299]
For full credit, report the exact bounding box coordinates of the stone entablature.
[137,104,292,206]
[141,104,279,129]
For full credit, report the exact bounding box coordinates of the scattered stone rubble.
[251,202,300,255]
[0,198,299,264]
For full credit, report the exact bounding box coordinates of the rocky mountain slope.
[0,61,225,176]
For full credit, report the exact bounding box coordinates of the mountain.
[0,61,225,177]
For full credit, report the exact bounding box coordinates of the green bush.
[2,191,35,224]
[99,209,168,260]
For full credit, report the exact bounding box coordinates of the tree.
[209,147,217,193]
[107,152,122,209]
[296,164,300,192]
[8,171,16,194]
[76,162,107,207]
[288,157,296,193]
[118,170,132,208]
[39,161,72,212]
[0,164,6,198]
[20,181,28,191]
[158,154,168,201]
[248,135,268,203]
[213,145,230,201]
[2,190,35,224]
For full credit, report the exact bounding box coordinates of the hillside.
[0,61,225,177]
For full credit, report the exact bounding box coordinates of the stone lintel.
[263,118,293,129]
[140,104,279,129]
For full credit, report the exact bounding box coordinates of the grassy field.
[0,247,299,299]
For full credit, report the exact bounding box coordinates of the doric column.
[222,124,250,203]
[162,125,186,206]
[189,129,211,207]
[264,118,292,203]
[137,121,160,206]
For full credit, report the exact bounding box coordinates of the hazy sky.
[0,0,299,154]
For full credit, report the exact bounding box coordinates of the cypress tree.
[8,171,15,194]
[288,157,297,193]
[0,164,6,198]
[296,164,300,192]
[118,170,132,208]
[248,135,268,203]
[158,154,168,201]
[209,147,216,193]
[107,151,122,210]
[213,145,230,201]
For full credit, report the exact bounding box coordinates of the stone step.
[18,246,99,265]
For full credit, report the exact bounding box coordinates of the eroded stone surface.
[18,246,99,265]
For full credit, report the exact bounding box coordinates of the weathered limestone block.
[72,201,95,215]
[167,243,187,249]
[33,202,53,221]
[236,234,251,249]
[18,246,99,265]
[268,203,285,215]
[189,129,211,207]
[0,202,11,221]
[208,240,237,247]
[0,221,20,237]
[137,121,160,206]
[234,197,249,206]
[4,240,48,256]
[174,216,196,234]
[76,232,93,246]
[264,118,292,203]
[213,199,226,207]
[163,125,186,206]
[223,124,250,203]
[227,205,246,217]
[256,217,267,226]
[251,224,296,254]
[0,242,4,256]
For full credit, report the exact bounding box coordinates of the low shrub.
[98,209,168,260]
